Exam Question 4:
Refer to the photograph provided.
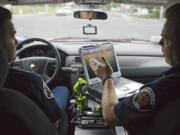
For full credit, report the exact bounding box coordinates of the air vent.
[75,56,81,62]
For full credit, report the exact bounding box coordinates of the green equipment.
[76,95,87,110]
[73,78,87,94]
[73,78,87,111]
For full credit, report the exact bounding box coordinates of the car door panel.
[121,67,170,83]
[117,56,170,83]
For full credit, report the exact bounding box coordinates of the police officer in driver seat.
[89,2,180,135]
[0,7,70,132]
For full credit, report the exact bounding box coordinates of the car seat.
[148,99,180,135]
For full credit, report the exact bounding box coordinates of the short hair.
[0,7,12,46]
[165,3,180,19]
[164,4,180,44]
[163,3,180,61]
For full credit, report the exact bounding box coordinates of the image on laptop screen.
[81,44,120,82]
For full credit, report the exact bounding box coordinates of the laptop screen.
[80,44,121,84]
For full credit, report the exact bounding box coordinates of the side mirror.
[74,11,107,20]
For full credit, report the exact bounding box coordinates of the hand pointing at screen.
[89,56,113,79]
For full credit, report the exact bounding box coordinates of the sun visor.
[74,0,111,5]
[10,0,73,5]
[0,0,16,4]
[113,0,168,6]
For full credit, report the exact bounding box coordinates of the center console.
[69,77,126,135]
[67,55,127,135]
[71,98,116,135]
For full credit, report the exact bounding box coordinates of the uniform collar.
[164,66,180,75]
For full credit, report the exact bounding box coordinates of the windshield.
[9,3,165,41]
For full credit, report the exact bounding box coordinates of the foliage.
[152,9,160,18]
[132,5,163,19]
[102,2,120,11]
[136,5,160,10]
[10,3,77,15]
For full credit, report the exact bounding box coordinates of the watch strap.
[102,76,114,85]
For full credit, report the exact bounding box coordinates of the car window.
[8,3,165,42]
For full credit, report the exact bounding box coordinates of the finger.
[91,58,103,67]
[89,58,96,64]
[101,56,110,66]
[102,56,113,72]
[89,59,95,69]
[89,58,99,71]
[89,58,97,68]
[89,58,93,65]
[91,58,99,64]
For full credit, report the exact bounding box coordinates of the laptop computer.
[80,43,143,99]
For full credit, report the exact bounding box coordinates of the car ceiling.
[1,0,169,6]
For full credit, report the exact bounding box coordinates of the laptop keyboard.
[87,77,142,100]
[115,77,133,89]
[90,77,133,92]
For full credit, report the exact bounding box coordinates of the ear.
[166,39,172,47]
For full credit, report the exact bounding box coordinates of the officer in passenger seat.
[0,7,70,130]
[89,2,180,135]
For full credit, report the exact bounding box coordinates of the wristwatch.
[102,76,115,85]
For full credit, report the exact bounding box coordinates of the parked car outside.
[56,7,72,16]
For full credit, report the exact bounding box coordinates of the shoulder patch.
[43,81,55,99]
[133,87,155,112]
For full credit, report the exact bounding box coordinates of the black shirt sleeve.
[114,94,154,125]
[4,68,61,123]
[114,85,156,135]
[114,74,180,134]
[141,75,180,110]
[31,76,62,123]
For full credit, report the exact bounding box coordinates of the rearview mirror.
[74,11,107,20]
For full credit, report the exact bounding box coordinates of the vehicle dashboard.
[16,41,170,88]
[17,44,67,66]
[18,45,55,58]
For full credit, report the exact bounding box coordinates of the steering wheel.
[14,38,61,85]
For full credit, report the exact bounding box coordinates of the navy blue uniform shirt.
[114,67,180,135]
[4,67,61,123]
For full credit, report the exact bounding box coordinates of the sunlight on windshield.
[10,3,165,41]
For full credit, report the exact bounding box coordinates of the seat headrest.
[0,47,8,89]
[0,89,58,135]
[149,99,180,135]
